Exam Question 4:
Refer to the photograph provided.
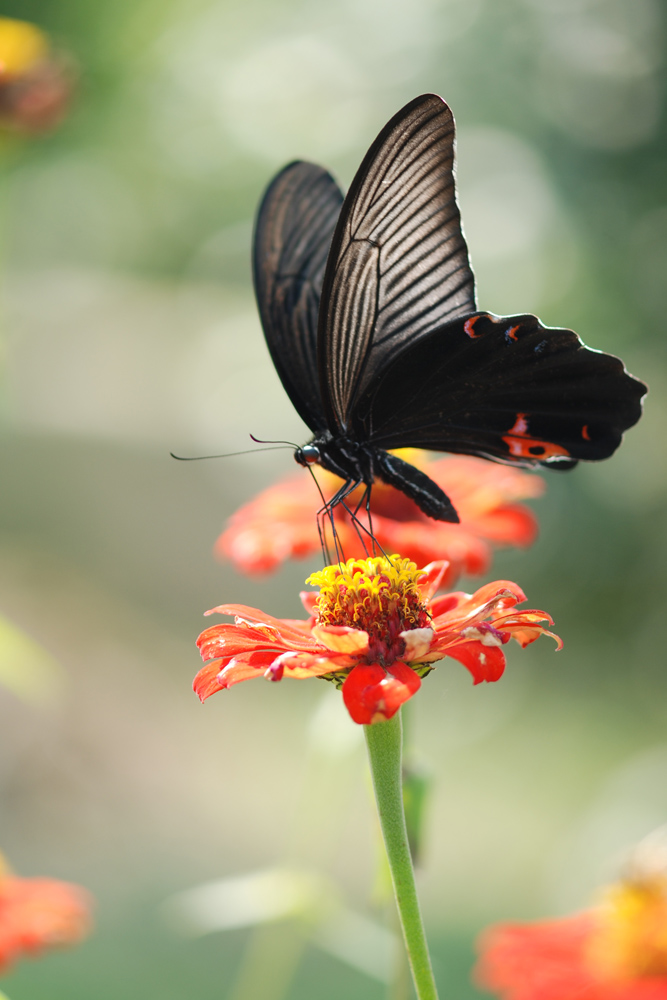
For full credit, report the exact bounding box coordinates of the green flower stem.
[364,711,439,1000]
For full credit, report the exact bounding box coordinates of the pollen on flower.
[306,556,431,667]
[587,873,667,979]
[461,623,508,647]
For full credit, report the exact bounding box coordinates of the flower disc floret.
[307,556,431,667]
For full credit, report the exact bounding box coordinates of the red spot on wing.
[502,413,571,460]
[464,316,483,338]
[506,325,520,342]
[508,413,529,436]
[582,425,591,440]
[503,437,571,460]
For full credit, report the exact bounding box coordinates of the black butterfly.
[253,93,646,526]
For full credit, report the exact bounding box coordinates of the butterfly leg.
[362,483,379,557]
[339,482,373,557]
[318,477,357,565]
[315,499,337,565]
[321,477,379,564]
[340,482,392,562]
[316,506,332,565]
[305,465,337,565]
[348,483,373,555]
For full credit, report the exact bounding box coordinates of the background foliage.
[0,0,666,996]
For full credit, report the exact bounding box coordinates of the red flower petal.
[196,624,284,661]
[299,590,319,616]
[468,503,539,548]
[475,915,604,1000]
[204,604,321,642]
[462,580,527,609]
[197,609,324,662]
[342,662,421,725]
[193,658,226,701]
[217,651,279,687]
[215,473,326,574]
[375,520,490,579]
[430,592,468,617]
[193,650,279,700]
[431,581,527,633]
[445,640,506,683]
[216,453,544,583]
[510,625,561,649]
[417,561,451,600]
[277,652,355,678]
[311,624,370,654]
[0,875,92,973]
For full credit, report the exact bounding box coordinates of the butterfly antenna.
[249,433,301,449]
[170,446,294,461]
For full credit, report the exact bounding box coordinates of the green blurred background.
[0,0,665,996]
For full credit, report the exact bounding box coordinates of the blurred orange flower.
[0,17,73,133]
[0,854,92,973]
[217,451,544,585]
[475,867,667,1000]
[194,555,559,725]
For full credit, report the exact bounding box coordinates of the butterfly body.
[253,94,646,525]
[295,434,458,521]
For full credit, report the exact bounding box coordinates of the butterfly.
[252,93,646,526]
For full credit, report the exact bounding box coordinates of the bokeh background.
[0,0,666,996]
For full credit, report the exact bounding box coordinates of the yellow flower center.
[587,876,667,980]
[0,18,49,78]
[306,556,430,666]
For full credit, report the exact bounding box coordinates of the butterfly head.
[294,443,321,467]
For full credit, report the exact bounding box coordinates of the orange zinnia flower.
[0,17,73,133]
[194,555,559,724]
[0,854,92,973]
[216,451,544,585]
[475,864,667,1000]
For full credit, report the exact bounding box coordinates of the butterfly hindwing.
[317,94,476,434]
[253,161,344,431]
[356,312,646,465]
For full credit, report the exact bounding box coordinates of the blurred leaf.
[402,761,432,867]
[162,867,330,934]
[312,908,398,984]
[162,866,399,983]
[0,613,62,703]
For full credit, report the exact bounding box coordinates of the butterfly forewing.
[250,95,646,526]
[253,161,344,431]
[356,312,646,465]
[318,94,476,433]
